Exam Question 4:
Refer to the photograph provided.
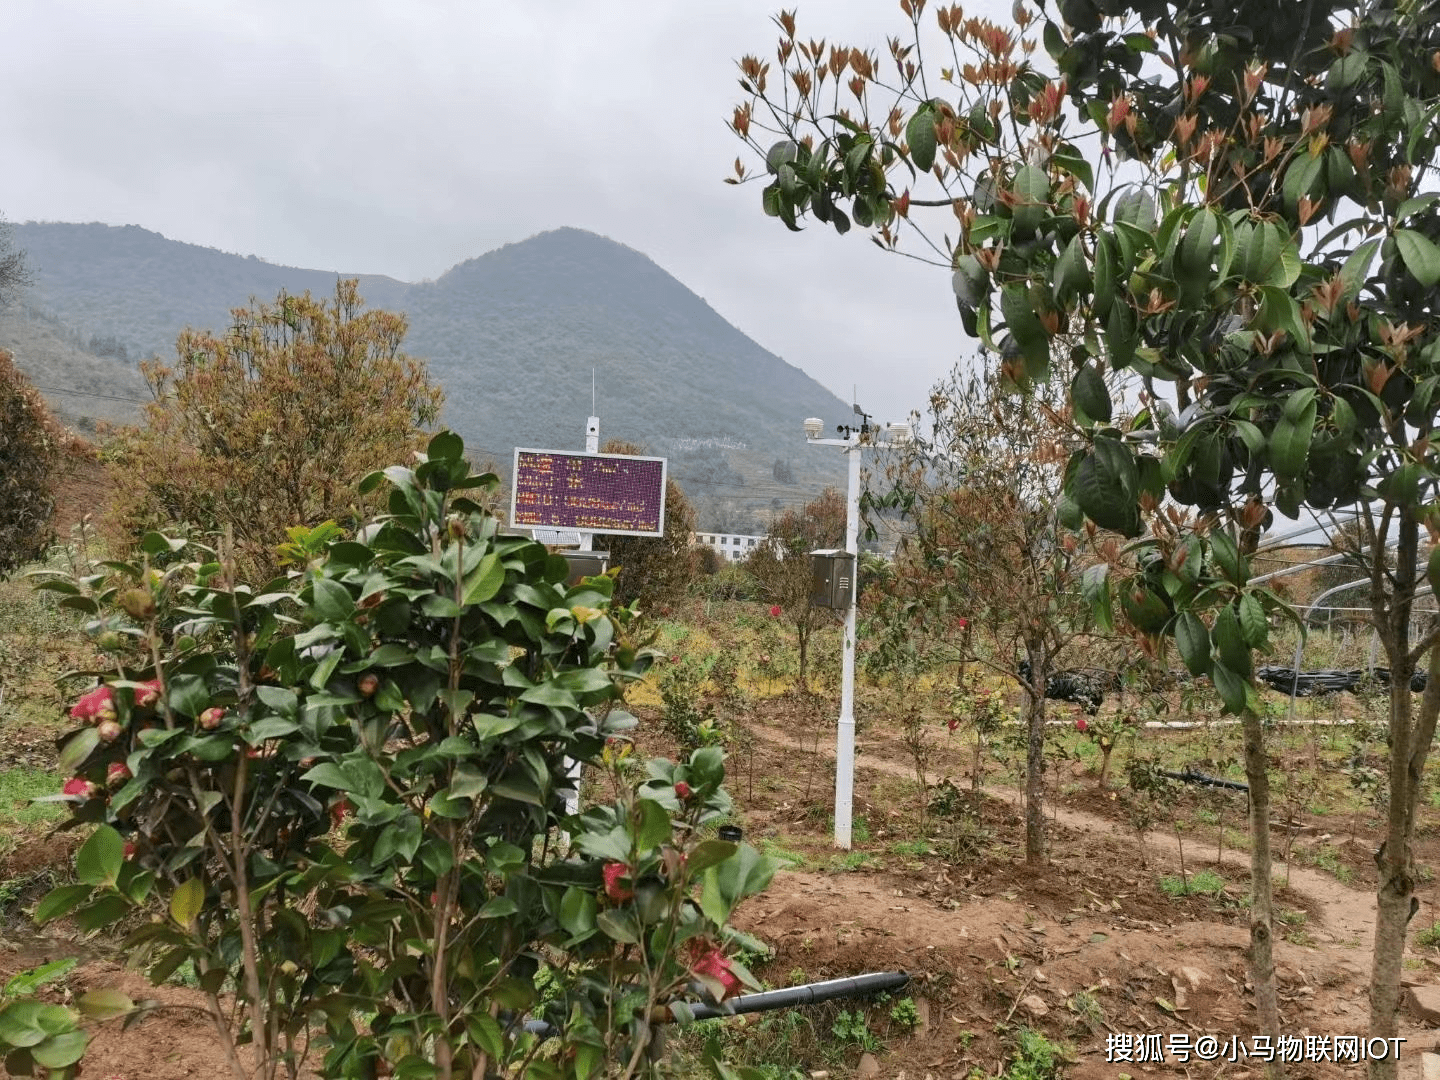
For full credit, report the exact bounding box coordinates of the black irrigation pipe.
[521,971,910,1038]
[1159,769,1250,793]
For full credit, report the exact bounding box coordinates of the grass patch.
[0,768,66,829]
[887,839,935,857]
[1158,869,1227,898]
[1415,920,1440,950]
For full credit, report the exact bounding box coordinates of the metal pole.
[835,439,861,850]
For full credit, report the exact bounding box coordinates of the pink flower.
[69,685,117,724]
[687,941,740,999]
[957,617,969,629]
[675,781,693,800]
[63,777,99,798]
[602,862,633,903]
[769,605,782,618]
[134,679,162,708]
[1075,718,1088,733]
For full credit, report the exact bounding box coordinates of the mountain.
[3,223,848,531]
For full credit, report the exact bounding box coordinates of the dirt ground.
[4,689,1440,1078]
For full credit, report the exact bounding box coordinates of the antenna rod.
[592,368,596,415]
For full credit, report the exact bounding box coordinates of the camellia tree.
[746,488,845,690]
[12,432,777,1080]
[864,357,1105,861]
[729,0,1440,1071]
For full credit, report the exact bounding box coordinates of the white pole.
[564,413,603,822]
[834,439,861,850]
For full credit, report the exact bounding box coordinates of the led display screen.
[510,448,667,537]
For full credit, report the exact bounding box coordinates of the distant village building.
[693,532,766,562]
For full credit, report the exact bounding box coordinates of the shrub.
[17,431,777,1080]
[0,349,66,578]
[104,280,443,581]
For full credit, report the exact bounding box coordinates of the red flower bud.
[769,605,782,617]
[106,762,132,787]
[97,719,124,743]
[686,940,740,999]
[1075,718,1088,733]
[357,673,380,697]
[198,707,225,730]
[947,718,959,731]
[69,685,117,724]
[674,781,693,800]
[330,799,352,825]
[123,841,138,860]
[63,777,101,799]
[602,862,634,903]
[134,679,162,709]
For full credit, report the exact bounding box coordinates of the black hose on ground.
[521,970,911,1038]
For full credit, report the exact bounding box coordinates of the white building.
[694,532,765,563]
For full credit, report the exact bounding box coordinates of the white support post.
[564,413,604,821]
[834,441,862,850]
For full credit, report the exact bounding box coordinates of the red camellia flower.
[769,605,782,617]
[97,720,124,743]
[69,685,117,724]
[134,679,162,708]
[198,707,225,730]
[106,762,132,787]
[63,777,99,799]
[957,617,969,629]
[1075,718,1088,733]
[674,781,693,800]
[686,940,740,999]
[123,841,138,860]
[602,862,634,903]
[947,718,959,731]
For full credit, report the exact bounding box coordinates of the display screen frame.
[509,447,668,537]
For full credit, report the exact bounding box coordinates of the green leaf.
[75,989,134,1022]
[1339,238,1381,300]
[999,284,1051,381]
[559,886,597,938]
[31,1029,88,1069]
[463,552,504,606]
[1210,661,1249,715]
[905,106,937,173]
[311,578,355,623]
[75,826,124,888]
[596,908,640,944]
[34,886,94,926]
[3,959,79,997]
[634,799,673,851]
[1070,363,1111,424]
[687,840,739,875]
[1212,605,1253,678]
[1238,594,1269,649]
[477,896,519,919]
[700,844,780,927]
[1011,164,1050,238]
[1174,612,1211,677]
[169,877,204,929]
[1395,229,1440,287]
[1052,233,1090,305]
[299,763,353,791]
[57,728,100,775]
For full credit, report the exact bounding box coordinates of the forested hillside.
[3,223,849,530]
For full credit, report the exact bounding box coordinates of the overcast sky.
[0,0,1017,426]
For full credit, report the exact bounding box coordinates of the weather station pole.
[803,409,910,849]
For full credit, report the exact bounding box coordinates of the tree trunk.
[796,622,809,693]
[1368,640,1440,1080]
[1239,704,1284,1078]
[1024,644,1047,864]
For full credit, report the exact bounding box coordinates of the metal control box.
[809,549,856,609]
[562,551,610,586]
